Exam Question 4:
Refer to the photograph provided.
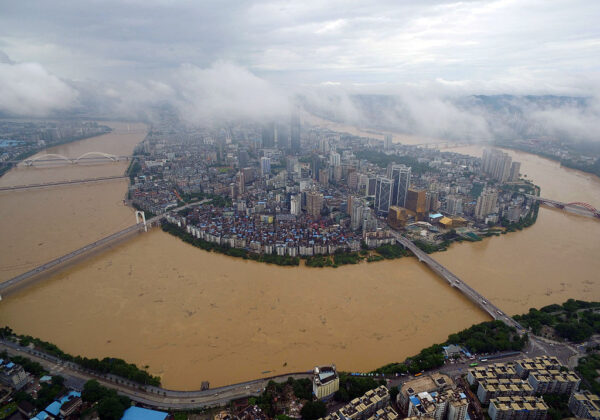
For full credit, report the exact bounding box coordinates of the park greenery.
[500,202,540,232]
[0,326,160,386]
[513,299,600,343]
[576,354,600,395]
[82,379,132,420]
[372,320,526,375]
[126,158,142,182]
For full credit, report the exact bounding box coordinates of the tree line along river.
[0,121,598,390]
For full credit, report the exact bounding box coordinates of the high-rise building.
[290,114,301,153]
[375,176,393,215]
[406,188,427,220]
[446,196,463,215]
[319,168,329,186]
[384,134,393,150]
[262,123,275,148]
[260,156,271,176]
[367,177,377,196]
[330,151,341,167]
[238,149,249,168]
[475,187,498,220]
[390,165,411,207]
[347,171,359,190]
[510,162,521,182]
[311,154,322,181]
[306,190,324,218]
[290,194,301,216]
[482,149,517,183]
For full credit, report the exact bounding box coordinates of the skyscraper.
[390,164,411,207]
[475,187,498,220]
[290,194,301,216]
[384,134,393,150]
[446,196,463,215]
[260,156,271,176]
[510,161,521,182]
[306,190,324,218]
[262,123,275,148]
[482,149,517,183]
[290,114,301,154]
[329,151,341,167]
[375,176,393,215]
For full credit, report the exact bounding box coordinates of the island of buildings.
[127,115,537,262]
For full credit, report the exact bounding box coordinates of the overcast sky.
[1,0,599,121]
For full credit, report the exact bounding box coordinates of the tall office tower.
[290,194,301,216]
[367,177,377,196]
[347,171,359,190]
[390,164,411,207]
[287,156,299,173]
[375,176,394,215]
[306,190,324,218]
[311,154,322,181]
[260,156,271,176]
[446,196,463,215]
[350,200,366,231]
[319,138,330,154]
[236,171,245,194]
[333,165,343,182]
[262,123,275,148]
[330,151,341,167]
[475,187,499,220]
[510,161,521,182]
[238,149,249,168]
[318,168,329,186]
[384,134,393,150]
[405,188,427,220]
[357,174,369,196]
[290,115,301,154]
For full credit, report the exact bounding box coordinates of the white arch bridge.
[20,152,137,166]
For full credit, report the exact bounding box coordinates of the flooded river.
[0,121,598,389]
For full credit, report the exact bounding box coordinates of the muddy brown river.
[0,122,598,389]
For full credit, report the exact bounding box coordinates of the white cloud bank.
[0,57,78,116]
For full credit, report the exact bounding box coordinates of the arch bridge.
[22,152,125,166]
[525,195,600,219]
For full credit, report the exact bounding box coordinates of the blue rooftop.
[121,406,169,420]
[34,412,49,420]
[45,401,61,416]
[5,362,14,368]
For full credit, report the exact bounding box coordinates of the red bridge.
[525,195,600,219]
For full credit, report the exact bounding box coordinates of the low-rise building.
[488,396,548,420]
[0,359,29,390]
[569,390,600,420]
[366,406,399,420]
[329,386,390,420]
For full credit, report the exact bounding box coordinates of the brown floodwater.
[0,123,599,390]
[0,122,146,281]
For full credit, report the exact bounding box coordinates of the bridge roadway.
[0,175,128,191]
[525,194,600,218]
[392,233,523,331]
[0,200,209,297]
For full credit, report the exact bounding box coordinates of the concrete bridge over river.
[0,200,208,298]
[392,232,524,332]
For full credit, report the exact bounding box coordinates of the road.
[0,340,310,410]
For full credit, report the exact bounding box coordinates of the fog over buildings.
[0,0,599,143]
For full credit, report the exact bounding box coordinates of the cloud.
[79,61,291,124]
[0,56,78,116]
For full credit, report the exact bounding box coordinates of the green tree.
[300,400,327,420]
